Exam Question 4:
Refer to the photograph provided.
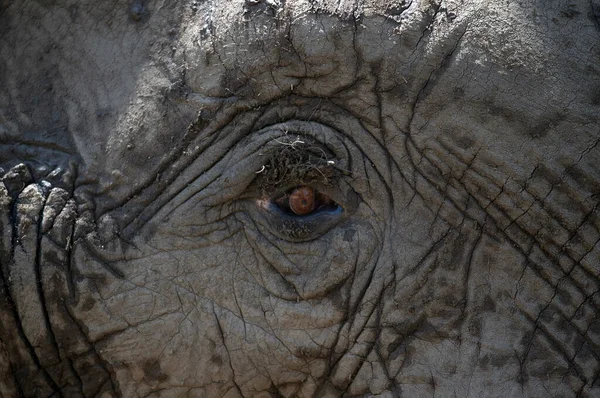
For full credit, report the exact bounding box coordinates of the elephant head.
[1,0,599,396]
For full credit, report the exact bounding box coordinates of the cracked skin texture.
[0,0,599,396]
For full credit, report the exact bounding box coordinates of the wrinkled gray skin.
[1,0,599,396]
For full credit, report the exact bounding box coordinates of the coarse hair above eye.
[255,136,339,196]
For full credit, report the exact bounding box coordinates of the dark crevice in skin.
[403,139,471,227]
[400,225,453,282]
[576,382,587,398]
[391,336,415,392]
[405,17,468,143]
[372,326,396,394]
[592,368,600,390]
[241,232,304,300]
[66,162,78,201]
[7,166,28,278]
[342,302,391,396]
[333,236,362,346]
[156,166,237,223]
[572,318,599,391]
[569,289,600,338]
[407,25,468,133]
[65,356,84,397]
[0,140,76,156]
[78,241,125,279]
[372,64,405,210]
[388,317,421,381]
[334,109,398,200]
[395,24,471,207]
[62,301,120,397]
[342,284,393,397]
[33,185,64,375]
[65,170,78,301]
[231,244,249,341]
[560,202,600,264]
[211,304,245,398]
[458,215,484,326]
[86,314,174,348]
[0,194,20,392]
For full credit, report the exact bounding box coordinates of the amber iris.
[289,186,316,215]
[273,186,336,216]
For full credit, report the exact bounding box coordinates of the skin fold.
[0,0,599,396]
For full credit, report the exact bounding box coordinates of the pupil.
[290,186,315,215]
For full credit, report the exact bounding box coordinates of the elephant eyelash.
[253,139,339,193]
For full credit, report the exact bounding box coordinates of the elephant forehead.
[180,0,596,96]
[182,2,446,98]
[104,0,598,206]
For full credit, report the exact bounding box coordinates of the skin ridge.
[0,163,120,397]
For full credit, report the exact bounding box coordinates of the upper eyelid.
[133,122,352,226]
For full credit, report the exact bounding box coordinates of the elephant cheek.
[69,227,369,393]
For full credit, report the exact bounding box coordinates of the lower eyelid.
[258,201,344,241]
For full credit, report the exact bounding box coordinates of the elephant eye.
[273,186,338,216]
[254,184,346,242]
[248,134,354,241]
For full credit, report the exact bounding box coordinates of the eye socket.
[273,186,338,216]
[246,134,356,241]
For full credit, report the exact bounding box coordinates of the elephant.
[0,0,599,396]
